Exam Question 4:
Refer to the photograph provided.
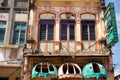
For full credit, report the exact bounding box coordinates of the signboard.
[104,2,118,48]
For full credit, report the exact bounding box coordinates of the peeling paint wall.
[0,47,23,65]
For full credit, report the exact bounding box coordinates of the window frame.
[60,13,76,41]
[39,19,55,41]
[0,21,6,45]
[81,20,96,41]
[60,19,75,41]
[12,22,27,45]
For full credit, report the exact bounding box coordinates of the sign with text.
[104,2,118,48]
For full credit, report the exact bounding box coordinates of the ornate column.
[54,13,60,52]
[75,14,82,52]
[22,56,29,80]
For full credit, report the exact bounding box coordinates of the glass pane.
[14,22,26,30]
[13,22,26,45]
[14,23,21,30]
[19,31,25,45]
[81,20,95,25]
[90,25,95,40]
[0,21,6,28]
[48,25,54,40]
[40,25,46,40]
[81,20,95,40]
[12,30,19,45]
[61,20,75,24]
[82,33,88,40]
[40,20,54,24]
[21,23,26,30]
[82,25,88,40]
[70,24,75,40]
[0,29,5,44]
[61,24,67,40]
[90,34,95,40]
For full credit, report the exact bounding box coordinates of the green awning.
[82,62,107,79]
[32,62,57,79]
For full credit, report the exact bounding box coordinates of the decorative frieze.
[37,5,98,13]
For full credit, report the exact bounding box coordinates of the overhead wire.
[8,59,23,77]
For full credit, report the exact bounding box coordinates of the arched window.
[39,13,55,40]
[61,13,75,19]
[81,14,96,41]
[40,13,55,19]
[60,13,75,40]
[81,14,95,20]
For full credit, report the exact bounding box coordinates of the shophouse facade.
[22,0,118,80]
[0,0,29,80]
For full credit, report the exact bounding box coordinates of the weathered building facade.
[22,0,118,80]
[0,0,29,80]
[0,0,118,80]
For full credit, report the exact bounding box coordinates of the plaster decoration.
[90,41,96,51]
[73,7,82,12]
[37,6,46,11]
[70,7,76,12]
[69,42,75,52]
[80,5,98,13]
[83,5,91,12]
[59,7,66,11]
[0,49,12,64]
[61,42,67,52]
[48,43,53,52]
[83,41,89,52]
[17,47,24,59]
[81,14,95,20]
[61,13,75,19]
[0,48,6,61]
[40,13,55,19]
[91,7,98,13]
[0,48,21,64]
[9,49,18,60]
[64,5,71,11]
[44,4,52,11]
[5,49,12,60]
[40,43,46,52]
[52,7,60,12]
[37,5,98,14]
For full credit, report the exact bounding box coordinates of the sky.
[106,0,120,73]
